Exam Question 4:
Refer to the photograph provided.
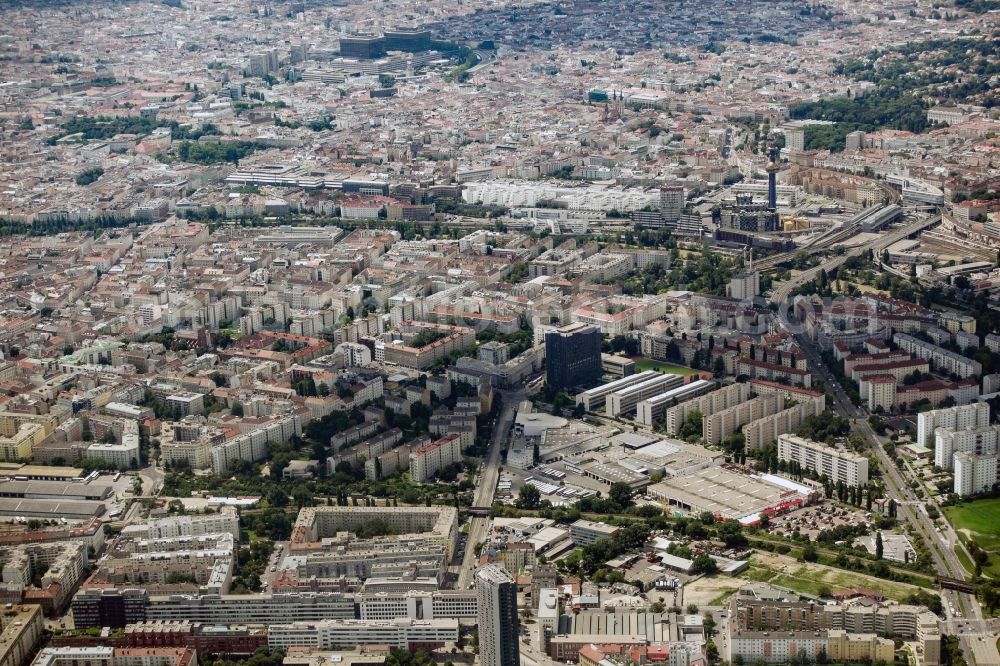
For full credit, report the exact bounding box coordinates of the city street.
[785,319,999,665]
[458,389,524,589]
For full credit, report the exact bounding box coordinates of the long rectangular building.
[146,593,356,624]
[894,332,982,379]
[606,373,685,418]
[267,618,459,651]
[575,371,661,411]
[777,434,868,486]
[636,379,713,427]
[357,590,477,620]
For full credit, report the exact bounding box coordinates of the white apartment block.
[893,332,982,379]
[742,396,825,452]
[409,433,462,483]
[210,413,302,474]
[663,382,750,436]
[728,632,826,664]
[918,402,989,449]
[954,452,999,497]
[934,425,1000,470]
[705,393,784,445]
[777,434,869,486]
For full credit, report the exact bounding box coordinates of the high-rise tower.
[476,564,520,666]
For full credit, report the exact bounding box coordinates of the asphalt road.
[786,327,999,665]
[457,389,523,589]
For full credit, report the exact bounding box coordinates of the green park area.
[944,498,1000,578]
[632,357,699,376]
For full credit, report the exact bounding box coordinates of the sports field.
[944,498,1000,577]
[632,357,699,376]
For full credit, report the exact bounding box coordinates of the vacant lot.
[944,498,1000,578]
[738,550,924,602]
[683,575,745,607]
[631,357,699,376]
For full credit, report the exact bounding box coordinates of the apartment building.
[918,402,990,449]
[742,397,825,452]
[705,393,784,445]
[777,434,869,486]
[894,332,982,379]
[122,506,240,541]
[409,434,462,483]
[934,425,1000,470]
[662,383,750,437]
[954,452,999,497]
[736,358,812,388]
[726,590,940,666]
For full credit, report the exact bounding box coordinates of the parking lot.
[765,502,870,541]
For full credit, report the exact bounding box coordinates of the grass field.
[944,498,1000,578]
[632,357,699,376]
[739,552,925,602]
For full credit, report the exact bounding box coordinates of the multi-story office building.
[339,36,386,59]
[384,29,431,52]
[71,588,150,628]
[777,434,869,486]
[357,591,477,620]
[545,323,602,392]
[659,185,684,224]
[568,519,619,546]
[575,371,662,411]
[636,379,713,427]
[476,565,520,666]
[267,618,459,651]
[607,373,684,418]
[145,593,355,624]
[918,402,990,449]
